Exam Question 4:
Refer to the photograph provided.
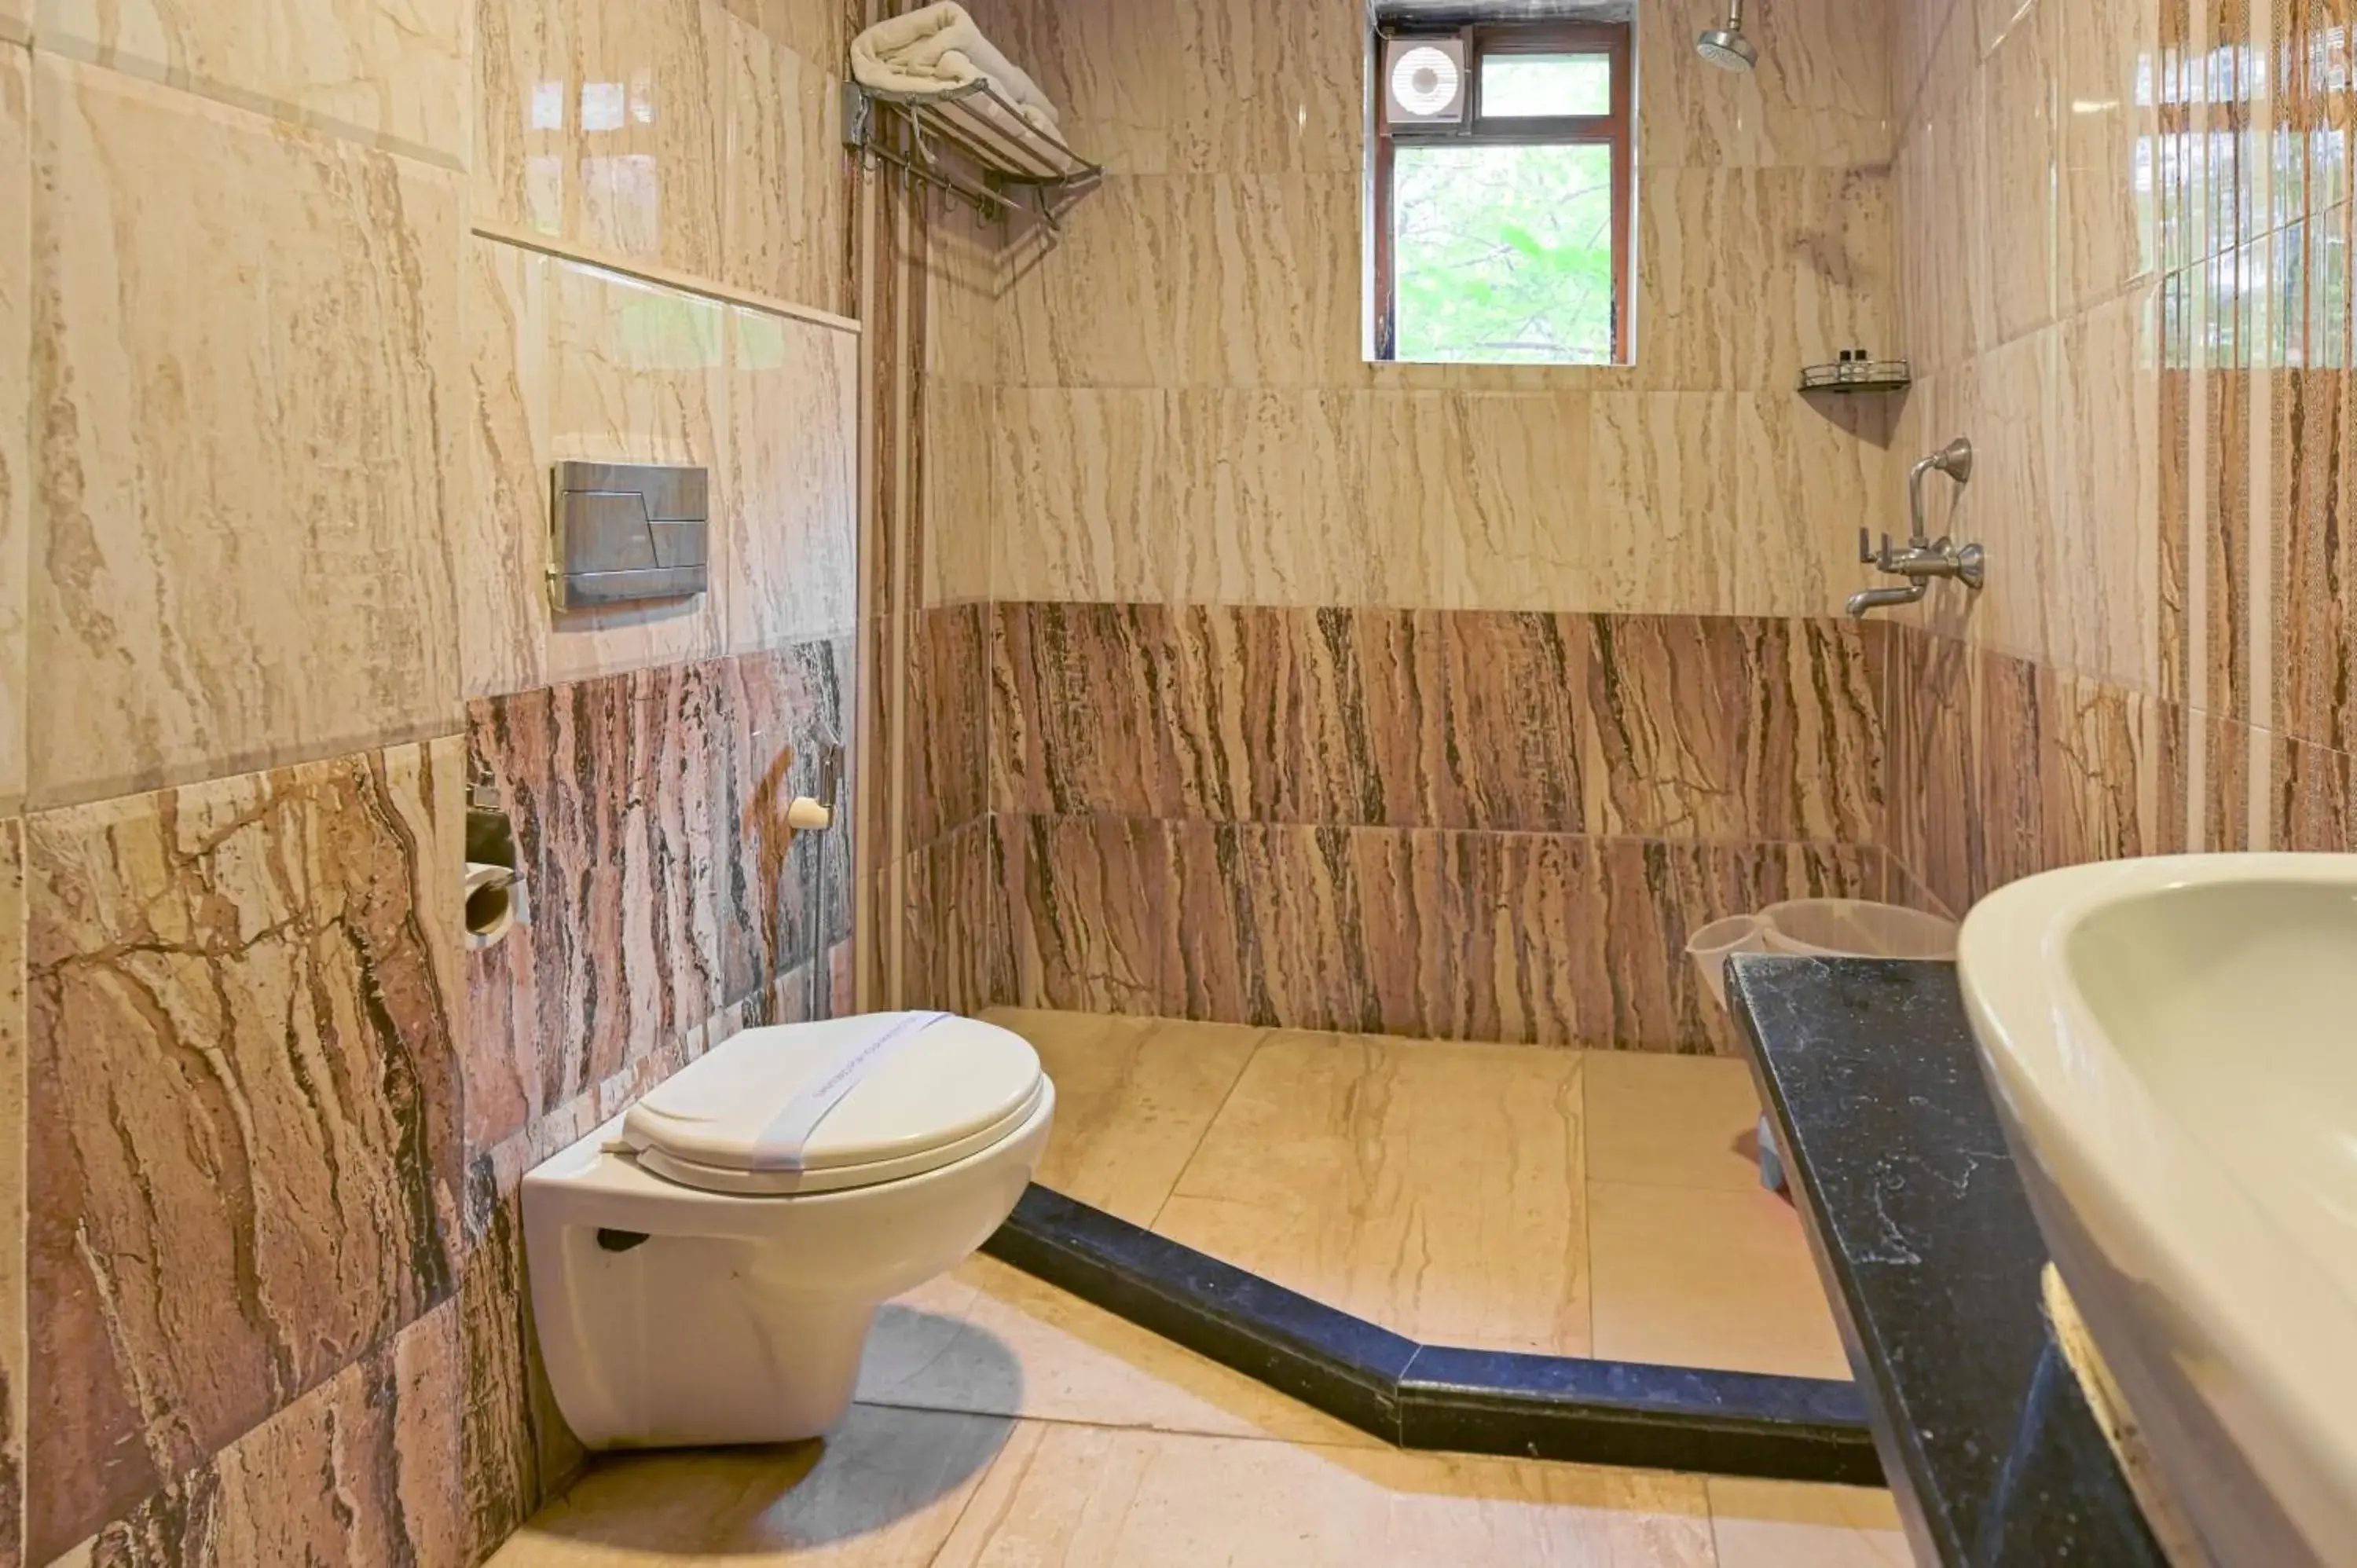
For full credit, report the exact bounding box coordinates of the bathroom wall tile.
[456,1192,583,1562]
[0,3,20,44]
[2272,732,2357,852]
[464,240,801,700]
[924,207,1001,386]
[1435,393,1600,612]
[999,178,1186,389]
[1635,168,1896,395]
[2157,284,2193,703]
[464,645,845,1154]
[922,376,995,607]
[1641,0,1893,172]
[1886,628,1977,918]
[2273,365,2356,751]
[1584,394,1758,614]
[907,603,990,848]
[1004,812,1168,1016]
[1168,0,1359,176]
[1585,617,1882,844]
[2052,286,2161,689]
[70,1301,466,1568]
[990,600,1178,818]
[1175,174,1369,390]
[718,10,847,313]
[1736,393,1886,617]
[1164,605,1441,829]
[31,59,464,808]
[1979,0,2060,343]
[2203,269,2256,724]
[474,0,726,280]
[35,0,469,163]
[1168,390,1376,606]
[905,817,1014,1016]
[724,307,859,650]
[541,255,729,682]
[2057,0,2160,313]
[1968,645,2047,896]
[0,819,20,1568]
[25,738,466,1560]
[1000,0,1179,176]
[1952,327,2062,667]
[1435,612,1592,833]
[989,389,1168,602]
[0,46,23,819]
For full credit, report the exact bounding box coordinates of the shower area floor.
[986,1009,1849,1383]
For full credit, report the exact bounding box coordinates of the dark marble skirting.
[985,1185,1881,1485]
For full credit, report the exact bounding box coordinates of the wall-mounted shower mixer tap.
[1846,438,1987,618]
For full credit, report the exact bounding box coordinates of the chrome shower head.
[1698,2,1758,71]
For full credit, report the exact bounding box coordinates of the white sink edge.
[1958,852,2357,1561]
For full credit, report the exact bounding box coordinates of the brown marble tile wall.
[992,603,1886,842]
[24,741,467,1561]
[999,814,1887,1053]
[1885,0,2357,895]
[9,0,865,1558]
[464,639,854,1157]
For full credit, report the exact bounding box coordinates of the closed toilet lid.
[621,1012,1046,1196]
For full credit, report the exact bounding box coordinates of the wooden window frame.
[1372,20,1635,364]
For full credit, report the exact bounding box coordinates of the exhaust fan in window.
[1384,35,1468,127]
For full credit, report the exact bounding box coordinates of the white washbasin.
[1959,854,2357,1568]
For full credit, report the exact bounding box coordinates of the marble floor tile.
[1704,1478,1913,1566]
[980,1008,1264,1225]
[1584,1051,1768,1193]
[857,1254,1377,1449]
[1153,1031,1592,1356]
[482,1404,1011,1568]
[933,1423,1717,1567]
[1588,1182,1849,1383]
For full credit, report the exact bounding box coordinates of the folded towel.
[852,2,1061,135]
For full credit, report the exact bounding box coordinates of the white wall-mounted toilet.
[522,1010,1054,1449]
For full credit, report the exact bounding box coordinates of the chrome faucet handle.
[1858,526,1874,566]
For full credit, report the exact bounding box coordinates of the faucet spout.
[1846,581,1930,619]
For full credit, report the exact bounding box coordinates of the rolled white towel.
[852,2,1061,135]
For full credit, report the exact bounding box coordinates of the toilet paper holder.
[465,765,528,949]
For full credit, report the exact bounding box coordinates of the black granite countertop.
[1727,954,2168,1568]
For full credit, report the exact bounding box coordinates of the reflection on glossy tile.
[35,0,470,162]
[1585,1051,1766,1193]
[934,1423,1717,1568]
[981,1008,1263,1224]
[1157,1033,1591,1355]
[483,1405,1010,1567]
[1589,1181,1849,1382]
[860,1254,1375,1448]
[475,0,724,280]
[25,739,466,1559]
[0,45,22,816]
[1706,1477,1912,1567]
[31,58,464,806]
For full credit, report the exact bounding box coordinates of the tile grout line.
[1140,1020,1276,1233]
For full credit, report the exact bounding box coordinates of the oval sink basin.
[1959,854,2357,1568]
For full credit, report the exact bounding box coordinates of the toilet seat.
[621,1012,1045,1196]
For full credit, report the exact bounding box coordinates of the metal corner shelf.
[1798,359,1914,395]
[844,77,1102,232]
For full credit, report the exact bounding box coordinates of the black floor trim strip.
[984,1185,1881,1486]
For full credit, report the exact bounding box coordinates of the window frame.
[1371,20,1635,365]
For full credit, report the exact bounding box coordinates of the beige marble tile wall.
[1883,0,2356,912]
[2,0,863,1560]
[985,0,1900,617]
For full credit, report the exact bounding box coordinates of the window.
[1370,20,1634,365]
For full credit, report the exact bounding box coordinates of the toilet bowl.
[522,1010,1054,1449]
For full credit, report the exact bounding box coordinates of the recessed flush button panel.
[551,460,710,610]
